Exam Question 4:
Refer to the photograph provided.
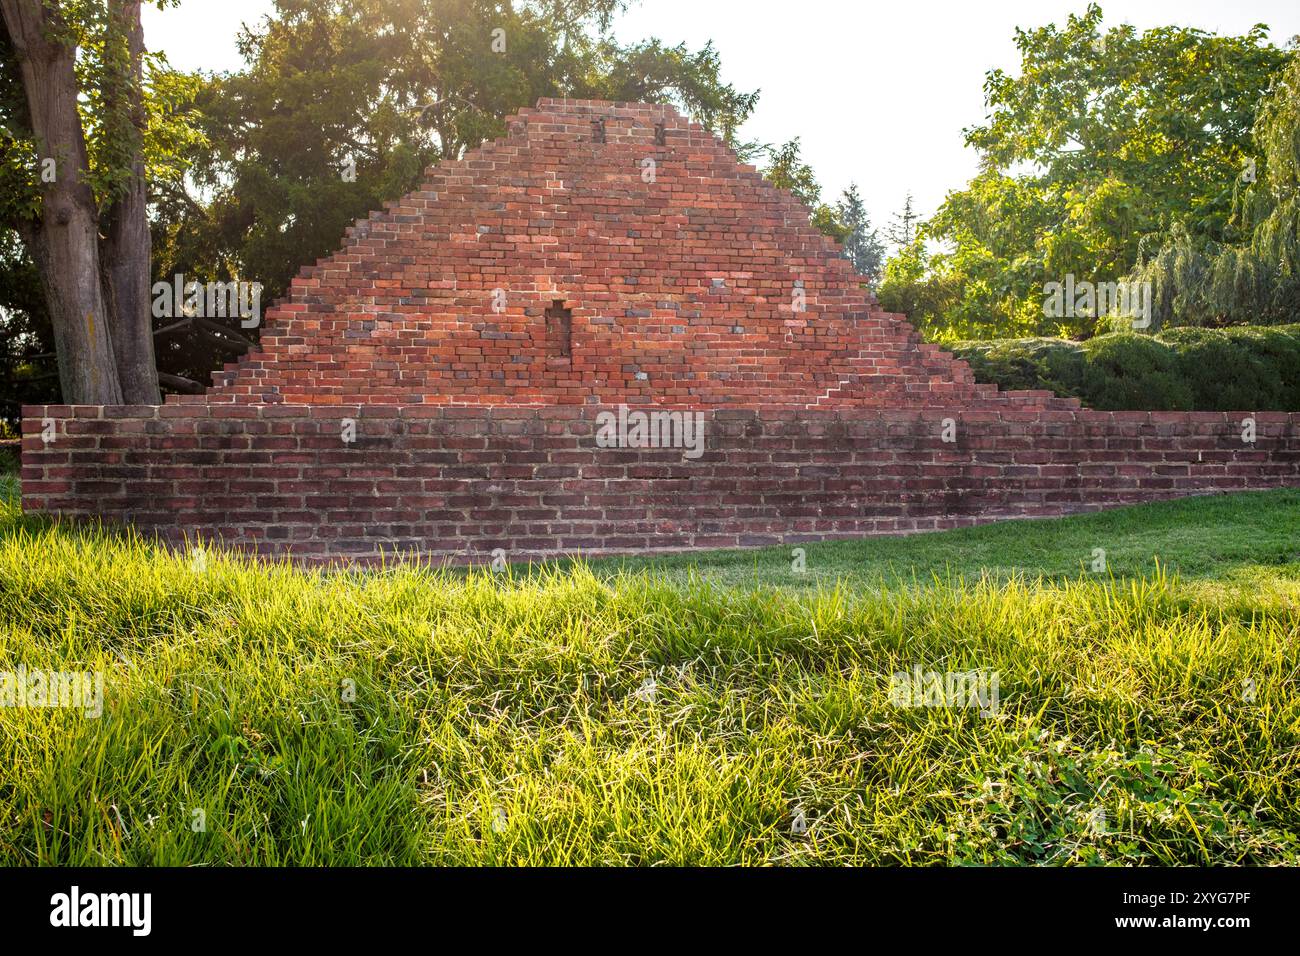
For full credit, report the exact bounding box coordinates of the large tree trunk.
[101,0,159,404]
[2,0,123,404]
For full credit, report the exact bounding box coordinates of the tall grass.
[1,498,1297,865]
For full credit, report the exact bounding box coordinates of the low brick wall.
[19,404,1300,565]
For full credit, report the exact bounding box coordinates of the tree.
[1,0,171,404]
[0,230,54,418]
[835,183,884,283]
[1131,49,1300,327]
[915,170,1062,338]
[760,137,847,241]
[876,238,963,338]
[893,3,1288,339]
[884,192,918,249]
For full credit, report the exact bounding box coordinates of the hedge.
[950,325,1300,411]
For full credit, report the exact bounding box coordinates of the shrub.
[1223,325,1300,409]
[1079,334,1194,410]
[950,324,1300,410]
[1156,327,1276,410]
[955,338,1085,394]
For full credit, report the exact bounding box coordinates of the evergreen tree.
[836,183,885,283]
[885,192,919,249]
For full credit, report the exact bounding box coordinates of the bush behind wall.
[952,325,1300,410]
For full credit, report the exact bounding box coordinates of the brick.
[14,99,1300,563]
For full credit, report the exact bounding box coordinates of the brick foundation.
[20,404,1300,565]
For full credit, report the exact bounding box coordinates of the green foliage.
[969,5,1280,246]
[951,324,1300,410]
[0,1,190,224]
[1224,324,1300,408]
[885,4,1289,338]
[1131,52,1300,327]
[760,138,847,242]
[1079,333,1193,410]
[0,231,54,421]
[1157,326,1283,409]
[948,337,1085,394]
[3,484,1300,865]
[836,183,885,282]
[0,24,38,227]
[879,171,1066,339]
[876,237,969,337]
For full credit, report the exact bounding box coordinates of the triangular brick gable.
[199,99,1075,410]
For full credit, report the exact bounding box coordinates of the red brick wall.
[196,99,1072,412]
[21,404,1300,564]
[18,99,1300,559]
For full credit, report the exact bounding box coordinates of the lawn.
[1,476,1298,865]
[589,490,1300,595]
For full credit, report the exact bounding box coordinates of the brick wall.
[195,99,1072,413]
[18,99,1300,558]
[21,404,1300,564]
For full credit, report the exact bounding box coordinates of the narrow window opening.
[591,117,606,143]
[545,299,573,358]
[654,121,666,146]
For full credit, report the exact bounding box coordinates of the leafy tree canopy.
[883,3,1289,340]
[1131,50,1300,327]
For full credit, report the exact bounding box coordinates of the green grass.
[586,490,1300,595]
[1,478,1298,865]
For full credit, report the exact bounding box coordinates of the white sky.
[142,0,1300,230]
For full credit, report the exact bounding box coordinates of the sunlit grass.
[586,489,1300,595]
[1,480,1297,865]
